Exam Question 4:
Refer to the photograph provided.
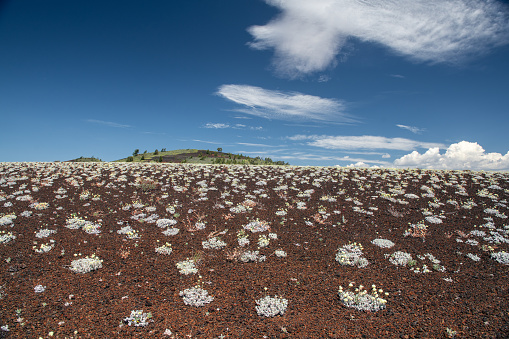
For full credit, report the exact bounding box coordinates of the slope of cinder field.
[0,162,508,338]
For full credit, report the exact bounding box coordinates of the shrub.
[371,238,395,248]
[388,251,413,266]
[338,283,387,312]
[123,310,152,327]
[240,250,266,263]
[179,287,214,307]
[156,218,177,228]
[155,242,173,255]
[491,251,509,264]
[336,242,369,268]
[126,156,134,162]
[176,259,198,275]
[255,295,288,317]
[0,231,16,244]
[202,237,227,250]
[70,254,103,273]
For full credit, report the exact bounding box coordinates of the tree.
[158,156,163,162]
[127,156,134,162]
[133,149,139,156]
[154,149,159,155]
[141,155,145,161]
[217,148,222,153]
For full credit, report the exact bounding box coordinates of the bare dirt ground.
[0,162,508,338]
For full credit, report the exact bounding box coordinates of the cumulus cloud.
[248,0,509,77]
[394,141,509,170]
[217,84,355,123]
[397,124,424,134]
[300,135,444,150]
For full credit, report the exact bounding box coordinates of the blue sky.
[1,0,509,170]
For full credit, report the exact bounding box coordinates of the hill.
[114,149,289,165]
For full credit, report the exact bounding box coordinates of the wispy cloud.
[217,84,356,123]
[86,119,130,128]
[237,142,280,147]
[397,124,424,134]
[192,139,222,145]
[390,74,405,79]
[394,141,509,170]
[248,0,509,77]
[203,122,263,130]
[289,134,445,151]
[204,123,231,129]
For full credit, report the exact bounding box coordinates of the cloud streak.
[86,119,130,128]
[248,0,509,77]
[204,122,263,130]
[290,134,444,151]
[217,84,355,123]
[397,124,424,134]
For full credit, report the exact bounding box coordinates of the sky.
[1,0,509,170]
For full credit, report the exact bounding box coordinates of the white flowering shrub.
[34,285,46,293]
[155,242,173,255]
[371,238,395,248]
[244,220,270,233]
[255,295,288,317]
[33,240,55,253]
[179,287,214,307]
[35,229,57,238]
[202,237,227,250]
[70,255,103,273]
[338,283,387,312]
[238,237,250,247]
[388,251,414,266]
[176,259,198,275]
[117,225,139,239]
[0,231,16,244]
[66,215,88,229]
[0,214,16,226]
[123,310,152,327]
[466,253,481,261]
[336,242,369,268]
[491,251,509,264]
[162,227,180,236]
[240,250,266,263]
[274,249,287,258]
[156,218,177,228]
[258,234,270,248]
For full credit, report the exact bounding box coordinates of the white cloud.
[394,141,509,170]
[397,124,424,134]
[346,162,368,168]
[204,123,230,129]
[303,135,444,150]
[382,153,391,158]
[248,0,509,77]
[86,119,130,128]
[203,122,263,130]
[217,84,355,123]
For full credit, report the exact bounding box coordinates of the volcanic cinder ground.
[0,162,508,338]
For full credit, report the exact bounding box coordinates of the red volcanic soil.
[0,162,508,338]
